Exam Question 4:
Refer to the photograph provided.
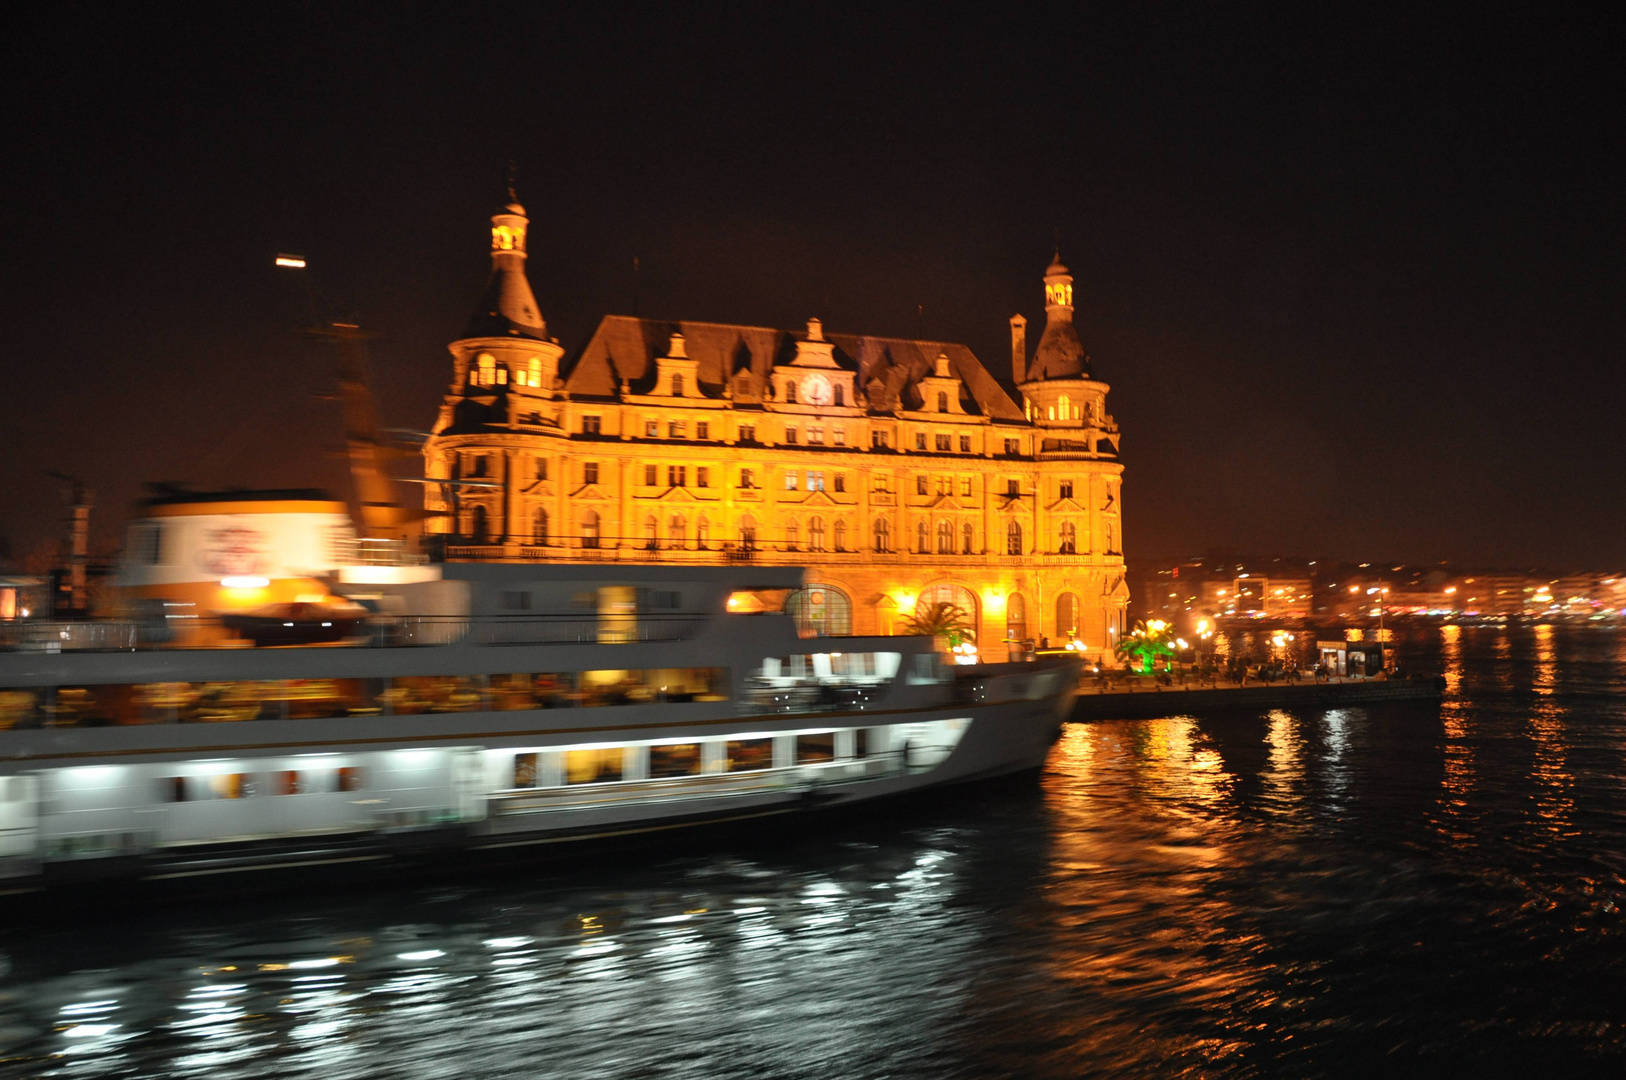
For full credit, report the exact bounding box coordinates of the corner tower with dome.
[423,199,1128,660]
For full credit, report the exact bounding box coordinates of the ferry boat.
[0,564,1078,890]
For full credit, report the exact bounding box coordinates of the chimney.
[1009,314,1027,385]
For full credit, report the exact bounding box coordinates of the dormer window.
[834,385,845,407]
[937,391,948,412]
[672,374,684,397]
[785,380,797,404]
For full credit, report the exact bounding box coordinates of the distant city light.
[274,254,307,268]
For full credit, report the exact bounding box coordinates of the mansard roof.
[563,316,1023,421]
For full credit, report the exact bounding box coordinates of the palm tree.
[1115,619,1176,674]
[903,602,974,647]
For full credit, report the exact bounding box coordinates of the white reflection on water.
[1317,709,1353,806]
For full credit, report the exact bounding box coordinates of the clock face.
[803,375,833,406]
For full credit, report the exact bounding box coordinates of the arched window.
[672,373,684,397]
[937,391,948,412]
[739,515,757,549]
[809,517,826,552]
[785,380,797,403]
[475,353,495,387]
[834,385,844,407]
[962,521,975,554]
[916,583,978,640]
[1006,520,1023,556]
[1057,592,1080,639]
[1059,522,1077,554]
[532,506,548,545]
[1057,393,1071,419]
[937,519,953,554]
[833,520,847,551]
[786,584,853,638]
[785,521,800,550]
[917,520,929,553]
[581,510,600,549]
[697,516,710,549]
[873,517,890,552]
[644,515,658,550]
[1007,593,1028,643]
[471,504,489,543]
[668,514,686,548]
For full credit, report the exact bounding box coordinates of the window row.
[467,353,547,389]
[0,668,729,729]
[509,731,864,789]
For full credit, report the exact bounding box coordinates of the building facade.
[422,198,1129,659]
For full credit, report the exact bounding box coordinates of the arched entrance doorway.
[916,582,978,640]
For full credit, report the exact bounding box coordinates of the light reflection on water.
[0,625,1624,1077]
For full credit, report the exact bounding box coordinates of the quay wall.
[1069,677,1445,722]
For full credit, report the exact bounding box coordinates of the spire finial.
[507,160,518,203]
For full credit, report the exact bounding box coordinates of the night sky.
[2,5,1619,568]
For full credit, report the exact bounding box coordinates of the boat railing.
[738,678,893,715]
[0,613,708,652]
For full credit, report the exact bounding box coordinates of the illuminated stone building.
[423,198,1129,658]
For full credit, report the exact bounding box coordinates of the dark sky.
[2,4,1619,568]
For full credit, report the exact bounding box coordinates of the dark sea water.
[2,624,1624,1079]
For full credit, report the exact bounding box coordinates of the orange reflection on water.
[1041,724,1261,1071]
[1440,623,1464,696]
[1527,626,1575,835]
[1262,709,1304,817]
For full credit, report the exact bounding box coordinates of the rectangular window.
[584,462,600,485]
[915,432,927,450]
[645,464,658,486]
[669,421,685,438]
[1059,480,1074,499]
[535,457,548,481]
[1004,438,1020,456]
[645,420,659,437]
[936,476,949,495]
[513,753,537,789]
[935,434,951,452]
[833,473,846,492]
[697,467,710,488]
[739,424,756,443]
[809,471,824,491]
[808,427,824,444]
[872,431,889,449]
[872,473,890,492]
[786,427,798,444]
[273,770,302,796]
[916,474,928,495]
[582,416,601,435]
[785,471,799,491]
[796,733,836,765]
[727,738,774,772]
[833,427,846,446]
[649,743,702,779]
[1006,479,1019,497]
[959,435,971,453]
[501,590,532,611]
[565,748,623,785]
[741,468,756,489]
[337,766,365,793]
[470,454,488,478]
[696,421,710,440]
[669,465,686,487]
[960,477,972,497]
